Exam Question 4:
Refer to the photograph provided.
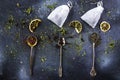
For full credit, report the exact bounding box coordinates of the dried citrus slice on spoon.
[69,20,82,33]
[29,19,42,33]
[100,21,110,32]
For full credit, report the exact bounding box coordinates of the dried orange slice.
[29,19,41,33]
[69,20,82,33]
[100,21,110,32]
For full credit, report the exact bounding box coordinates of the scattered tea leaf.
[107,11,112,17]
[16,3,20,7]
[4,15,14,31]
[82,51,86,57]
[97,58,101,63]
[109,41,115,49]
[75,44,82,53]
[59,28,67,36]
[105,40,115,54]
[40,57,47,63]
[8,15,14,23]
[5,47,18,58]
[45,3,57,10]
[24,7,33,15]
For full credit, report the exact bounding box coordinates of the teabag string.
[47,1,73,28]
[81,1,104,28]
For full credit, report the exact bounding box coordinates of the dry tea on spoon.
[26,35,38,75]
[89,33,101,77]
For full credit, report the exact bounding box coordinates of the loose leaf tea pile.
[27,35,37,47]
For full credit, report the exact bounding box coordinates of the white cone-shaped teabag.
[81,1,104,28]
[47,1,72,28]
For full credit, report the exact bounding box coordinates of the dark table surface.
[0,0,120,80]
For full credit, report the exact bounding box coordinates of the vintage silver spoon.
[26,35,37,75]
[89,33,100,77]
[58,37,65,77]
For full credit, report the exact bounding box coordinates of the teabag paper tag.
[47,1,73,28]
[81,1,104,28]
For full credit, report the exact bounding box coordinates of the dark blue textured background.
[0,0,120,80]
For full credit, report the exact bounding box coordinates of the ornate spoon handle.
[90,43,96,77]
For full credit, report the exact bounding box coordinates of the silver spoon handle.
[92,43,95,67]
[90,43,96,77]
[59,46,62,77]
[30,47,33,76]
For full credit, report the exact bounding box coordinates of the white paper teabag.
[81,1,104,28]
[47,1,72,28]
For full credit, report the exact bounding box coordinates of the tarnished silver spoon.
[26,35,37,76]
[89,33,100,77]
[58,37,65,77]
